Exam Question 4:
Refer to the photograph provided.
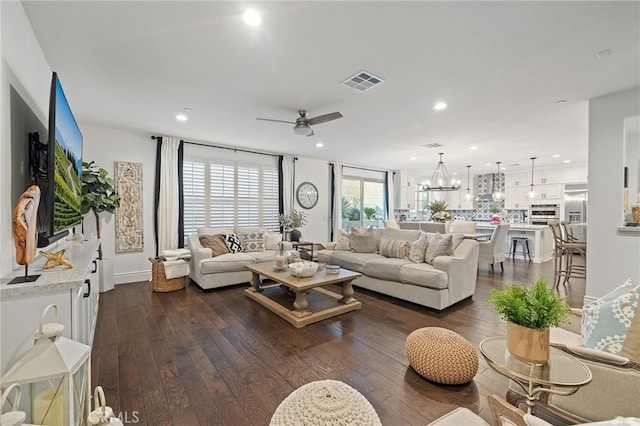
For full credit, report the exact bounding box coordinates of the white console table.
[0,239,100,375]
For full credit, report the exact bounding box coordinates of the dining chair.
[478,223,510,273]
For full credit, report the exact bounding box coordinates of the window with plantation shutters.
[182,157,280,239]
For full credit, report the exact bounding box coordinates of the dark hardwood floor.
[91,258,584,426]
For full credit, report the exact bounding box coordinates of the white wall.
[587,88,640,297]
[81,124,157,284]
[292,157,331,244]
[1,1,52,277]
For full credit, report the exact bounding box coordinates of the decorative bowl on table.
[288,262,318,278]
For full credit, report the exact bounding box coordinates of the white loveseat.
[187,227,292,290]
[317,228,479,310]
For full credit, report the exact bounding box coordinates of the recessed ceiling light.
[243,9,262,26]
[410,157,417,161]
[563,159,571,163]
[452,172,458,176]
[485,163,492,166]
[176,114,187,122]
[552,154,560,158]
[501,167,507,171]
[316,142,324,148]
[470,146,478,150]
[433,102,447,111]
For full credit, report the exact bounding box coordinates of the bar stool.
[549,221,586,288]
[509,236,531,262]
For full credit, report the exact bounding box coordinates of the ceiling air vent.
[422,143,443,149]
[342,71,384,92]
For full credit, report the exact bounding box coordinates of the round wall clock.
[296,181,319,209]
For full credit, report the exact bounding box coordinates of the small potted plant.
[487,279,572,363]
[278,209,307,242]
[428,200,451,223]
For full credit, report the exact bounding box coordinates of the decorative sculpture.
[41,250,74,269]
[10,185,41,284]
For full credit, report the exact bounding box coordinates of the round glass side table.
[479,336,592,414]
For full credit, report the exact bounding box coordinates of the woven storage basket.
[149,257,186,292]
[632,205,640,225]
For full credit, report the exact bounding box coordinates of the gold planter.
[506,322,550,364]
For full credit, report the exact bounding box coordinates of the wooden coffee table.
[244,262,362,328]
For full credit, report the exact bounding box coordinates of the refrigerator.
[564,185,587,241]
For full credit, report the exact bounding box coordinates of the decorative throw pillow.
[199,234,229,257]
[409,235,429,263]
[350,227,378,253]
[238,230,266,252]
[446,233,465,255]
[379,239,411,259]
[424,233,453,264]
[265,233,283,250]
[224,233,245,253]
[336,229,351,251]
[582,279,639,355]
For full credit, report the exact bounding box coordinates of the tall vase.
[506,322,550,364]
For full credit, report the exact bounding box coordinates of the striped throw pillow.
[379,239,411,259]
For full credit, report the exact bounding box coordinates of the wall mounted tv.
[37,72,83,247]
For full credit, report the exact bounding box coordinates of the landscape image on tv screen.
[52,77,82,233]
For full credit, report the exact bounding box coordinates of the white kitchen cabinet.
[562,166,588,183]
[396,171,417,210]
[534,168,562,184]
[446,190,474,210]
[505,172,530,188]
[1,240,100,375]
[537,183,562,199]
[505,186,529,209]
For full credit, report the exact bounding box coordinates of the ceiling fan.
[256,110,343,137]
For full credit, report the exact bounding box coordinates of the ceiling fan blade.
[256,118,296,125]
[307,112,343,126]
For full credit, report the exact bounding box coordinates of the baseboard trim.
[115,270,151,285]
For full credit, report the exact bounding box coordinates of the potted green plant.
[278,209,307,242]
[487,279,572,363]
[428,200,451,223]
[82,161,121,262]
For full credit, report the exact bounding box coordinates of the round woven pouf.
[270,379,381,426]
[405,327,478,385]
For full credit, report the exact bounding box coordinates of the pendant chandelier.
[526,157,538,200]
[423,153,461,191]
[492,161,504,202]
[464,165,473,201]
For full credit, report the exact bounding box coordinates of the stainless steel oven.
[529,203,560,225]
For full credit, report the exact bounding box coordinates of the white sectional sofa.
[317,227,479,310]
[187,227,292,290]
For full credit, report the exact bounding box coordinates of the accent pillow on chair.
[582,278,639,355]
[199,234,230,257]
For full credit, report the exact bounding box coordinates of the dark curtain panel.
[153,137,163,257]
[178,141,184,248]
[384,172,390,220]
[278,155,284,215]
[329,163,335,242]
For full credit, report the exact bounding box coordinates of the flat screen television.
[37,72,83,247]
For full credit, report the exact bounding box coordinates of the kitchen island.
[475,223,554,263]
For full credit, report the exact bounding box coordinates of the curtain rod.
[150,135,280,159]
[330,162,389,174]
